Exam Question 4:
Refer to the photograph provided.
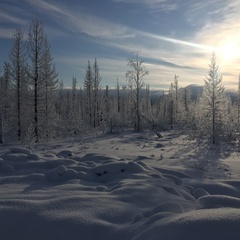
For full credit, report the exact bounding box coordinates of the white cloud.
[0,12,27,26]
[187,0,240,87]
[26,0,135,40]
[112,0,178,12]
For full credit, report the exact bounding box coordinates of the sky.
[1,0,240,90]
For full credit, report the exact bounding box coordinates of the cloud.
[188,0,240,77]
[0,12,28,26]
[25,0,135,40]
[112,0,178,12]
[0,28,17,39]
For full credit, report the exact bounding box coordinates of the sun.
[219,41,240,63]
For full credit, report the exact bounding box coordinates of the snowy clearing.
[1,131,240,239]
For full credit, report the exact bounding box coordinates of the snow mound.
[2,131,240,240]
[185,179,240,198]
[198,195,240,209]
[10,147,31,155]
[152,202,184,214]
[28,153,41,160]
[57,150,73,157]
[193,188,210,199]
[45,165,78,182]
[132,208,240,240]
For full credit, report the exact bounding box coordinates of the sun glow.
[218,41,240,63]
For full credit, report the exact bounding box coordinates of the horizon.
[1,0,240,90]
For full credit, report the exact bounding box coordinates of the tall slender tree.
[28,16,46,142]
[0,112,3,144]
[9,29,28,141]
[198,53,225,144]
[41,36,58,140]
[1,62,11,122]
[93,58,101,127]
[28,17,58,142]
[237,74,240,126]
[84,61,93,126]
[126,51,149,131]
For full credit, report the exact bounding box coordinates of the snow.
[1,130,240,239]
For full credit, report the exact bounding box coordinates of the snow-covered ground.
[1,130,240,240]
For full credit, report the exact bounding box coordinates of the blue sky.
[1,0,240,89]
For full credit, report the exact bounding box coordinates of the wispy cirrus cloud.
[0,12,28,26]
[188,0,240,68]
[25,0,135,40]
[112,0,178,12]
[0,28,17,39]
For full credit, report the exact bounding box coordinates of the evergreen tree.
[83,61,93,126]
[237,74,240,127]
[197,53,226,144]
[93,58,101,127]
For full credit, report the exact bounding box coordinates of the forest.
[1,17,240,146]
[3,14,240,240]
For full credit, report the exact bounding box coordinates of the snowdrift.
[1,132,240,240]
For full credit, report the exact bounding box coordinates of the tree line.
[0,18,240,145]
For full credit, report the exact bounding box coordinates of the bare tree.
[1,62,11,122]
[126,51,149,131]
[28,17,57,142]
[41,36,58,141]
[9,29,28,141]
[28,16,46,142]
[0,112,3,144]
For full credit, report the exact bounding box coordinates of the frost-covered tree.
[237,74,240,126]
[126,51,149,131]
[178,86,193,128]
[174,74,179,117]
[28,17,58,142]
[93,58,101,128]
[83,61,93,126]
[1,62,11,123]
[41,36,58,141]
[0,112,3,144]
[197,53,226,144]
[9,29,29,141]
[28,17,46,142]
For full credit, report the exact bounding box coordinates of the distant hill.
[61,84,237,102]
